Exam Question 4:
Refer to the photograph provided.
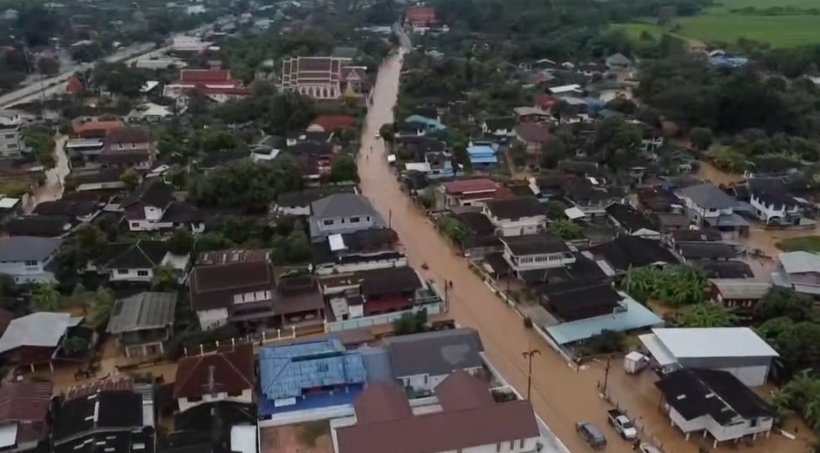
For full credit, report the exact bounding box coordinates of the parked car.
[607,409,638,440]
[640,442,663,453]
[576,421,607,450]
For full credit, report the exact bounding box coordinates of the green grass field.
[776,236,820,253]
[614,0,820,49]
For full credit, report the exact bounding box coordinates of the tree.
[754,287,814,322]
[674,303,737,327]
[90,288,115,330]
[592,117,642,170]
[31,284,61,312]
[546,200,567,220]
[548,220,584,240]
[774,375,820,432]
[167,227,194,255]
[757,317,820,370]
[329,155,360,183]
[62,337,89,357]
[689,127,714,150]
[120,169,140,191]
[282,229,311,264]
[624,266,706,307]
[152,266,179,291]
[439,216,465,243]
[379,123,395,143]
[707,147,746,173]
[392,309,428,335]
[581,330,626,355]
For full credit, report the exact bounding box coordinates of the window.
[496,443,501,452]
[117,269,129,274]
[519,439,525,448]
[23,260,38,266]
[349,216,360,223]
[7,143,17,149]
[4,134,14,140]
[137,270,149,277]
[323,219,334,226]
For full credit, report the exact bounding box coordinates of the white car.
[374,132,381,139]
[640,443,663,453]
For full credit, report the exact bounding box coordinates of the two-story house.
[308,193,385,243]
[336,371,540,453]
[481,117,516,139]
[93,240,190,284]
[483,197,547,236]
[100,127,156,171]
[106,291,176,357]
[0,110,24,157]
[677,183,749,240]
[441,178,512,208]
[748,178,802,225]
[500,233,576,280]
[513,123,551,156]
[0,236,62,284]
[173,344,255,412]
[122,180,202,232]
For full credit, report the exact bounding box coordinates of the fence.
[324,302,443,332]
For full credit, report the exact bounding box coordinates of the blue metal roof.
[259,339,367,400]
[467,145,495,156]
[545,296,664,345]
[470,155,499,164]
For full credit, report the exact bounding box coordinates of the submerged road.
[354,36,761,452]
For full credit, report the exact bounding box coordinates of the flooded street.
[356,45,812,452]
[26,135,70,212]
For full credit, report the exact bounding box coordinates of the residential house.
[605,53,632,72]
[312,228,404,275]
[356,266,424,316]
[481,117,516,139]
[539,280,623,322]
[466,141,498,169]
[452,211,503,258]
[499,233,575,280]
[278,57,366,100]
[748,178,802,225]
[589,235,679,274]
[773,251,820,296]
[676,183,749,239]
[606,203,661,239]
[441,178,511,208]
[710,280,771,318]
[308,114,356,133]
[258,339,367,417]
[122,180,202,232]
[676,241,739,262]
[173,344,255,412]
[404,6,447,33]
[386,328,484,394]
[100,127,156,171]
[93,240,189,284]
[336,371,540,453]
[640,327,778,386]
[5,216,73,237]
[0,111,23,157]
[655,368,774,448]
[405,115,446,133]
[514,123,551,156]
[692,260,754,279]
[189,251,325,330]
[163,69,250,103]
[308,193,385,243]
[0,312,84,371]
[281,141,337,185]
[250,135,284,162]
[405,152,455,179]
[668,228,722,248]
[0,236,62,284]
[106,291,176,358]
[167,401,256,453]
[483,197,547,236]
[52,389,155,453]
[0,196,20,220]
[563,176,619,218]
[0,382,52,452]
[71,120,123,139]
[273,185,357,216]
[32,199,99,223]
[513,107,551,123]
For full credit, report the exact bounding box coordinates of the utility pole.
[521,349,541,400]
[602,356,612,395]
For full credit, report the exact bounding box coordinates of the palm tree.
[677,303,737,328]
[31,284,61,312]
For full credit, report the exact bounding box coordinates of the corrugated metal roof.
[780,251,820,274]
[545,295,664,345]
[650,327,778,359]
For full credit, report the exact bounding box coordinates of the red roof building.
[279,57,367,100]
[179,69,235,84]
[336,371,540,453]
[71,120,124,139]
[309,114,357,132]
[173,344,255,412]
[65,76,84,95]
[0,382,53,450]
[442,178,512,207]
[406,6,438,28]
[163,69,248,103]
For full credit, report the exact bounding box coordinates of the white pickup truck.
[607,409,638,440]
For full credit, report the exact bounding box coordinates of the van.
[576,421,607,450]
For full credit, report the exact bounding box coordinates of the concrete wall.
[179,389,253,412]
[197,308,229,329]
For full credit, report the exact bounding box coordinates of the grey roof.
[386,328,484,378]
[359,346,394,384]
[779,251,820,274]
[107,292,176,334]
[710,279,772,300]
[649,327,778,359]
[311,193,381,220]
[677,183,737,210]
[0,312,74,354]
[606,53,631,65]
[0,237,62,262]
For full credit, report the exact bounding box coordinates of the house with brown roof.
[278,57,366,100]
[189,251,324,330]
[71,120,124,139]
[404,6,447,34]
[0,382,53,451]
[440,178,512,208]
[162,69,250,103]
[308,114,357,133]
[336,371,540,453]
[514,123,551,156]
[173,344,255,412]
[101,127,156,171]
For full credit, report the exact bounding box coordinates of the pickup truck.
[607,409,638,440]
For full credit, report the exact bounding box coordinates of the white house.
[483,197,547,237]
[385,328,485,394]
[0,110,24,156]
[500,234,576,279]
[676,183,748,240]
[95,240,190,284]
[748,179,802,225]
[0,237,62,284]
[656,368,774,449]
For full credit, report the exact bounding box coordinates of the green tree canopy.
[330,155,360,183]
[624,265,707,307]
[548,220,585,240]
[167,228,194,255]
[31,283,61,312]
[673,303,737,328]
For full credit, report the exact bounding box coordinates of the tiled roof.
[442,178,498,195]
[173,344,255,399]
[180,69,234,83]
[0,381,53,422]
[107,292,176,334]
[189,260,273,311]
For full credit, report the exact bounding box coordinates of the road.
[356,35,808,453]
[25,135,70,212]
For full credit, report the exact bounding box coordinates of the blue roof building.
[258,339,367,416]
[405,114,446,132]
[467,143,498,168]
